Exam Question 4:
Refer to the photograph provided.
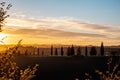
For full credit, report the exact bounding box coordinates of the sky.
[0,0,120,46]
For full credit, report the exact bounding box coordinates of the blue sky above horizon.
[0,0,120,45]
[7,0,120,26]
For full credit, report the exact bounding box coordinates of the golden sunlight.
[0,33,8,44]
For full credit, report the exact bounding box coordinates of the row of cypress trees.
[50,46,64,56]
[50,42,104,56]
[23,42,104,56]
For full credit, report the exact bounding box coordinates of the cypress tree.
[67,47,70,56]
[77,46,81,56]
[100,42,104,56]
[51,45,53,56]
[85,46,88,56]
[61,46,64,56]
[90,46,97,56]
[55,48,58,56]
[70,45,75,56]
[25,49,28,55]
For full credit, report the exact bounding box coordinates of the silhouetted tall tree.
[85,46,88,56]
[61,46,64,56]
[100,42,104,56]
[67,47,70,56]
[90,46,97,56]
[55,48,58,56]
[67,45,75,56]
[70,45,75,56]
[37,48,40,55]
[77,46,81,56]
[51,45,53,56]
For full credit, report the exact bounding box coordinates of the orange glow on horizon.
[1,35,119,46]
[2,17,120,46]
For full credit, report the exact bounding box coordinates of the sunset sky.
[1,0,120,46]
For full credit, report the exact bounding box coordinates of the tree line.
[19,42,105,56]
[50,42,104,56]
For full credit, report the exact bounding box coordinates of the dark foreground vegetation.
[15,56,120,80]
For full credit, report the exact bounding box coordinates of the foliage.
[0,1,38,80]
[77,46,81,56]
[67,47,70,56]
[50,45,53,56]
[55,48,58,56]
[0,40,39,80]
[0,2,12,32]
[95,58,120,80]
[67,45,75,56]
[89,46,97,56]
[24,49,28,55]
[60,46,64,56]
[70,45,75,56]
[100,42,104,56]
[85,57,120,80]
[85,46,88,56]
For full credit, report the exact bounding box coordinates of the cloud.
[5,16,120,40]
[70,19,120,33]
[3,27,106,38]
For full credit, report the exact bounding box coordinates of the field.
[15,56,120,80]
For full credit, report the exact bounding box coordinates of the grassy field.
[15,56,120,80]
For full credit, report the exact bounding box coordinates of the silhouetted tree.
[55,48,58,56]
[25,49,28,55]
[100,42,104,56]
[90,46,97,56]
[70,45,75,56]
[61,46,64,56]
[85,46,88,56]
[0,2,12,31]
[67,47,71,56]
[77,46,81,56]
[51,45,53,56]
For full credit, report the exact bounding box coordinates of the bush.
[85,57,120,80]
[0,40,39,80]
